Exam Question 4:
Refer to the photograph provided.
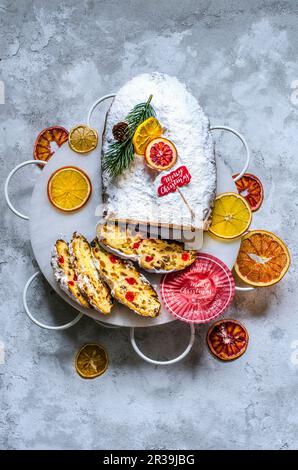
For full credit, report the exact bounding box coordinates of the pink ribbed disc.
[161,253,235,323]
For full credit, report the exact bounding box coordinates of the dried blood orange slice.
[68,124,98,154]
[161,253,235,323]
[234,230,290,287]
[75,344,108,379]
[132,117,162,155]
[47,166,92,212]
[207,319,249,361]
[145,137,177,171]
[34,126,68,164]
[233,173,264,212]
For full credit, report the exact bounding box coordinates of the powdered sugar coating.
[102,73,216,230]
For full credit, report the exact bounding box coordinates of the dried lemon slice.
[75,344,108,379]
[68,124,98,153]
[234,230,290,287]
[132,117,162,155]
[47,166,92,212]
[209,192,252,239]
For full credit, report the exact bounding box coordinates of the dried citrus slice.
[47,166,92,212]
[209,192,252,239]
[68,124,98,153]
[34,126,69,164]
[132,117,162,155]
[233,173,264,212]
[75,344,108,379]
[207,319,249,361]
[145,137,177,171]
[234,230,290,287]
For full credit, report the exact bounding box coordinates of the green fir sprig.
[102,95,156,178]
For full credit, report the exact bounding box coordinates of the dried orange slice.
[207,319,249,361]
[34,126,69,164]
[209,192,252,239]
[47,166,92,212]
[68,124,98,153]
[233,173,264,212]
[234,230,290,287]
[132,117,162,155]
[75,344,108,379]
[145,137,177,171]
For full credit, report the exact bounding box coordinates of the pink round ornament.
[161,253,235,323]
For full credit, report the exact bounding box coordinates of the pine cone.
[112,121,130,142]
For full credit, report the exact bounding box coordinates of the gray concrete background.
[1,0,298,450]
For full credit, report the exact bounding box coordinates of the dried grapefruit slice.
[47,166,92,212]
[207,319,249,361]
[209,192,252,239]
[75,344,108,379]
[68,124,98,153]
[132,117,162,155]
[145,137,177,171]
[34,126,68,164]
[234,230,290,287]
[233,173,264,212]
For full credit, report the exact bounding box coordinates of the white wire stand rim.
[210,126,250,182]
[4,159,46,220]
[235,285,254,292]
[87,93,116,128]
[130,322,195,365]
[23,272,83,330]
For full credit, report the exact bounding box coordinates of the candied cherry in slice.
[125,292,135,302]
[125,277,137,285]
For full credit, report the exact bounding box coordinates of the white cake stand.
[5,94,253,365]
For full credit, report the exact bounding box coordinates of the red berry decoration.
[233,173,264,212]
[182,252,190,261]
[145,256,154,262]
[58,256,64,264]
[68,280,75,286]
[109,255,118,264]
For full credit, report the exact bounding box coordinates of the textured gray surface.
[1,0,298,450]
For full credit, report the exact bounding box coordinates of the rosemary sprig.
[103,95,156,178]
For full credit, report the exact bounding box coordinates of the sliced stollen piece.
[90,239,161,318]
[96,222,196,273]
[70,232,113,315]
[51,239,90,309]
